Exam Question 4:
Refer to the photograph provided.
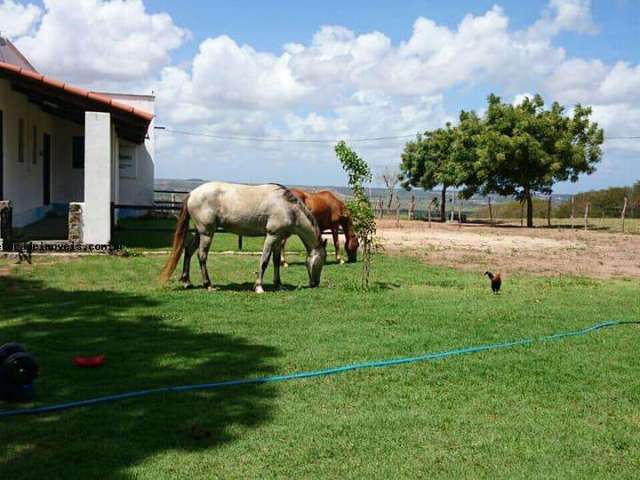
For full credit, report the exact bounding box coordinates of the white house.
[0,37,155,245]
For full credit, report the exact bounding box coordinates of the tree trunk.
[525,189,534,228]
[440,187,447,222]
[488,196,494,226]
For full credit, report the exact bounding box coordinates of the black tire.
[1,352,39,385]
[0,343,25,365]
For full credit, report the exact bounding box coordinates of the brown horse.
[282,189,359,265]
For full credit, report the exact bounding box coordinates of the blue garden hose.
[1,320,637,418]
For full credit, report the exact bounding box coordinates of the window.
[119,143,137,179]
[18,118,24,163]
[72,136,84,169]
[32,125,37,164]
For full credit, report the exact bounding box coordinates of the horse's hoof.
[206,286,218,292]
[255,285,265,294]
[183,282,193,289]
[283,262,289,268]
[339,259,345,265]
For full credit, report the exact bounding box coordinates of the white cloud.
[546,58,640,152]
[157,2,577,121]
[0,0,41,38]
[191,36,312,111]
[548,0,597,34]
[529,0,598,38]
[13,0,187,87]
[149,0,626,184]
[513,92,535,105]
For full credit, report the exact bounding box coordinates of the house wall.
[51,120,84,204]
[98,93,155,208]
[0,82,154,231]
[0,78,84,227]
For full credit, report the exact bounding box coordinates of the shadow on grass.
[0,275,280,479]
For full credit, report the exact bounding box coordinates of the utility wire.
[155,126,640,144]
[154,126,416,144]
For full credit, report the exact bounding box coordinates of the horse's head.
[307,239,327,287]
[345,232,359,263]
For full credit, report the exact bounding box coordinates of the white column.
[83,112,112,244]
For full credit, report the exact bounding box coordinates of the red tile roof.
[0,37,153,143]
[0,61,153,122]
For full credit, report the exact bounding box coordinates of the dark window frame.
[72,136,85,169]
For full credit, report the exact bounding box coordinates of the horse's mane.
[270,184,321,236]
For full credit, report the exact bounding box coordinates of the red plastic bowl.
[73,355,106,368]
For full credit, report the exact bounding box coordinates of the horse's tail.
[160,194,190,283]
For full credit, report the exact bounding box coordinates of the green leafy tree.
[452,110,485,199]
[335,141,376,288]
[400,112,482,220]
[400,123,459,220]
[476,94,604,227]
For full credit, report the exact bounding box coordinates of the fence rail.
[111,190,639,248]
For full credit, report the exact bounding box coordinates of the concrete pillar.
[68,202,84,243]
[83,112,112,244]
[0,200,12,246]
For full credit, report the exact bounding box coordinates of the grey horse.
[160,182,327,293]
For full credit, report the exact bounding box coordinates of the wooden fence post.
[409,195,416,221]
[395,198,401,227]
[458,200,463,228]
[450,194,455,222]
[520,200,524,227]
[488,196,494,226]
[428,199,433,229]
[584,202,590,232]
[547,195,552,228]
[621,196,629,233]
[570,196,575,230]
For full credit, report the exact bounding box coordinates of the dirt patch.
[377,219,640,279]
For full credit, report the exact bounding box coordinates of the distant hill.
[555,182,640,218]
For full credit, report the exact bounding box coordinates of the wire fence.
[148,189,640,235]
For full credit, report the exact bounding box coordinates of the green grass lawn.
[1,253,639,479]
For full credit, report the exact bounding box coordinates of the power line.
[154,126,416,144]
[155,126,640,144]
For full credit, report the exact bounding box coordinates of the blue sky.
[147,1,638,63]
[3,0,640,192]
